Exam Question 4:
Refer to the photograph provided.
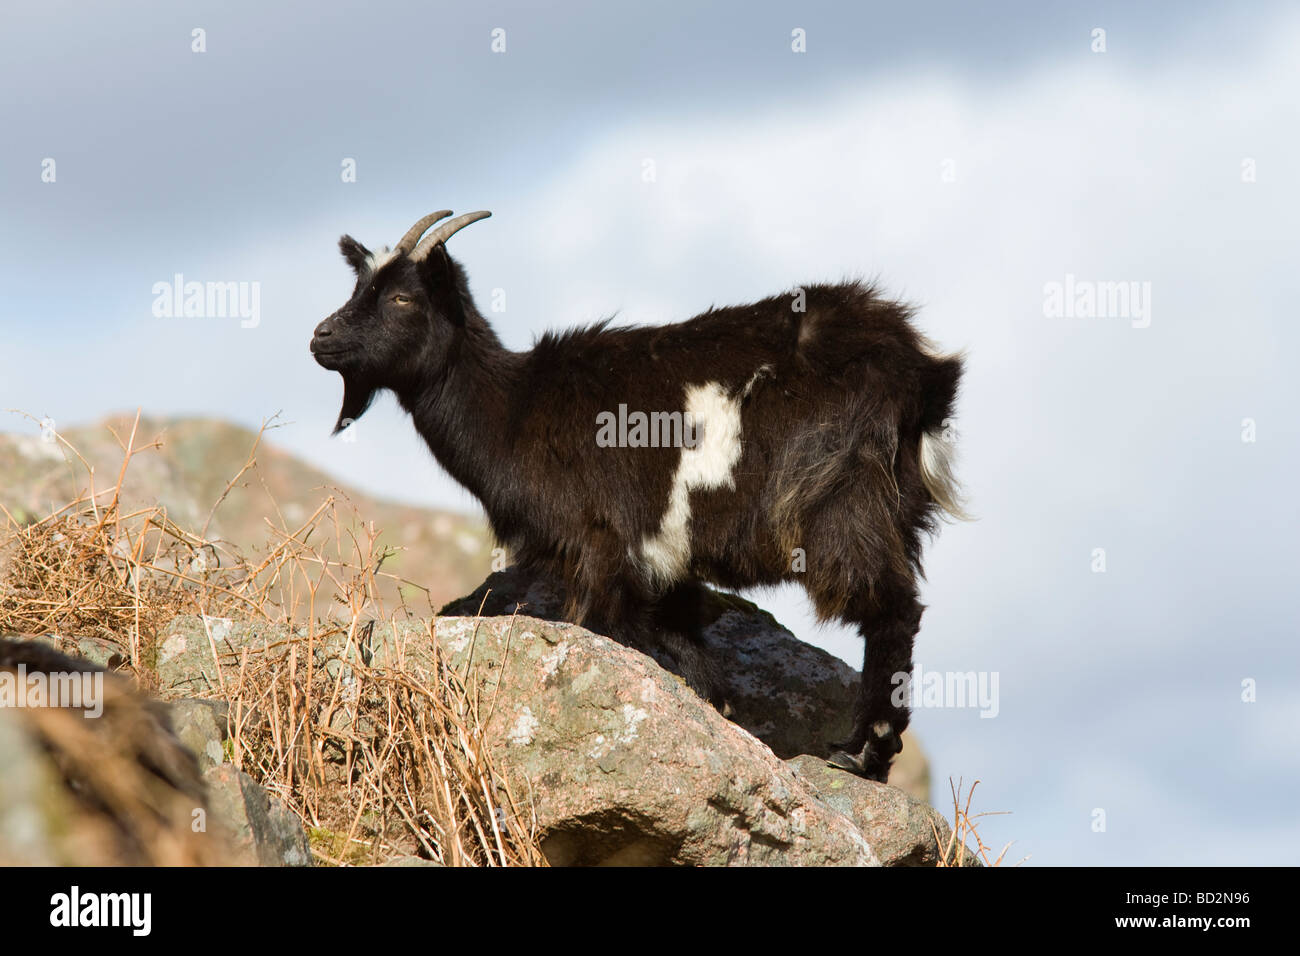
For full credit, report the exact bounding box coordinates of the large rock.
[153,615,278,697]
[0,416,494,614]
[151,611,961,866]
[169,698,230,773]
[0,637,313,867]
[786,755,965,866]
[203,764,313,867]
[0,637,225,865]
[167,695,313,866]
[0,707,75,865]
[463,618,877,865]
[441,567,931,802]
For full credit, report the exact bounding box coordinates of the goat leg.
[829,585,923,782]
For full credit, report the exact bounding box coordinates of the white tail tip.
[919,429,971,521]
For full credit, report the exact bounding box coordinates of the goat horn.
[392,210,454,256]
[409,210,492,261]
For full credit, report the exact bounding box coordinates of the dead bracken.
[0,412,543,866]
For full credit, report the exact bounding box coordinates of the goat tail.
[915,345,969,521]
[919,428,972,521]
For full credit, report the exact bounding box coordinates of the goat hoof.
[826,750,866,774]
[877,732,903,758]
[829,752,889,782]
[859,758,891,783]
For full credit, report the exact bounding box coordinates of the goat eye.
[391,294,412,305]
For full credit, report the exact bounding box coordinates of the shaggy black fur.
[311,224,963,783]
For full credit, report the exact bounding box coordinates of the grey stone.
[0,710,66,865]
[169,698,230,772]
[204,764,313,867]
[0,636,222,865]
[786,754,974,866]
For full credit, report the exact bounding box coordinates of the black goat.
[311,209,966,782]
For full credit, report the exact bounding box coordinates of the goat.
[310,209,966,782]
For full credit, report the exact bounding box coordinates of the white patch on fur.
[918,335,956,361]
[920,429,970,520]
[364,246,396,273]
[638,381,744,585]
[740,364,773,397]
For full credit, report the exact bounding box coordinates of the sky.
[2,0,1298,865]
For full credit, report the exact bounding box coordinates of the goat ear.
[333,379,377,434]
[421,244,468,325]
[339,235,372,274]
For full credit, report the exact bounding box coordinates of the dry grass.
[933,777,1025,867]
[216,615,545,866]
[0,411,543,866]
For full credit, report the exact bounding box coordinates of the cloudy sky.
[3,0,1297,865]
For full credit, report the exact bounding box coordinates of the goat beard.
[333,378,378,434]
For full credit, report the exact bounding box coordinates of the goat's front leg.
[568,570,726,710]
[651,580,729,712]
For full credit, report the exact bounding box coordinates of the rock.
[151,605,956,865]
[450,617,878,865]
[169,698,230,773]
[785,755,967,866]
[441,567,932,802]
[0,636,225,865]
[154,614,284,696]
[10,632,126,672]
[0,416,494,615]
[167,615,881,865]
[203,764,312,867]
[0,637,312,867]
[0,709,73,865]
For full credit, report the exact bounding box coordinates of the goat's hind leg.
[829,580,924,782]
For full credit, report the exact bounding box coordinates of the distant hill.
[0,415,493,613]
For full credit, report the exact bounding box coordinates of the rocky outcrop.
[442,567,931,802]
[0,636,312,866]
[152,604,963,866]
[0,416,494,613]
[785,755,954,866]
[203,764,312,867]
[452,616,878,865]
[3,571,963,866]
[169,698,229,773]
[0,637,220,865]
[165,696,312,866]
